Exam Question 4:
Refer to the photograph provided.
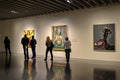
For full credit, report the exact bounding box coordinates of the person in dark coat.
[21,34,29,60]
[30,36,37,59]
[4,36,11,56]
[44,36,54,61]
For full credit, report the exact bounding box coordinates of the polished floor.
[0,53,120,80]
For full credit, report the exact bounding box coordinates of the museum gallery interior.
[0,0,120,80]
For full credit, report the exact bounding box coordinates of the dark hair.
[24,34,27,37]
[65,37,68,40]
[32,36,34,38]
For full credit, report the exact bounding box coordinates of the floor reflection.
[22,59,37,80]
[45,62,72,80]
[5,56,11,73]
[45,61,54,80]
[64,63,72,80]
[94,68,116,80]
[0,53,120,80]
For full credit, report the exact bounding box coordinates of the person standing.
[4,36,11,56]
[64,37,71,63]
[44,36,53,61]
[21,34,29,60]
[30,36,37,59]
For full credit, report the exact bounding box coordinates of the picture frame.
[93,24,115,51]
[24,30,34,47]
[52,25,67,51]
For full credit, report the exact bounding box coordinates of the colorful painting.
[24,30,34,47]
[52,25,67,51]
[94,24,115,51]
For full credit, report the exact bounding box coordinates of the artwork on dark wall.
[94,24,115,51]
[52,25,67,51]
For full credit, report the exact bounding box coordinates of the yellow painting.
[24,30,34,47]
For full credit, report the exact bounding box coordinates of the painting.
[52,25,67,51]
[94,24,115,51]
[24,30,34,47]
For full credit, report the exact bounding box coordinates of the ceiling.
[0,0,119,20]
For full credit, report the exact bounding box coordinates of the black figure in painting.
[21,34,29,60]
[30,36,37,59]
[64,37,71,63]
[4,36,11,56]
[44,36,54,61]
[102,26,112,49]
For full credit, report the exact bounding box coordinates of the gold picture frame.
[52,25,67,51]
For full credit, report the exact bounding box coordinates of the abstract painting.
[94,24,115,51]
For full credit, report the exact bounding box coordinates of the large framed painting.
[94,24,115,51]
[52,25,67,51]
[24,30,34,47]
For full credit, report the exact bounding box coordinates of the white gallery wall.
[0,4,120,62]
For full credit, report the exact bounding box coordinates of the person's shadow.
[45,61,54,80]
[64,63,72,80]
[22,59,37,80]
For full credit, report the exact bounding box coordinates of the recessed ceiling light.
[10,10,18,14]
[67,0,71,3]
[66,0,73,3]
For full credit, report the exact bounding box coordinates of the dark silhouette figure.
[64,63,72,80]
[4,36,11,56]
[21,35,29,60]
[44,36,53,61]
[102,26,112,49]
[45,61,54,80]
[30,36,37,59]
[64,37,71,63]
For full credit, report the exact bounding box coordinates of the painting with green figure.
[52,25,67,51]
